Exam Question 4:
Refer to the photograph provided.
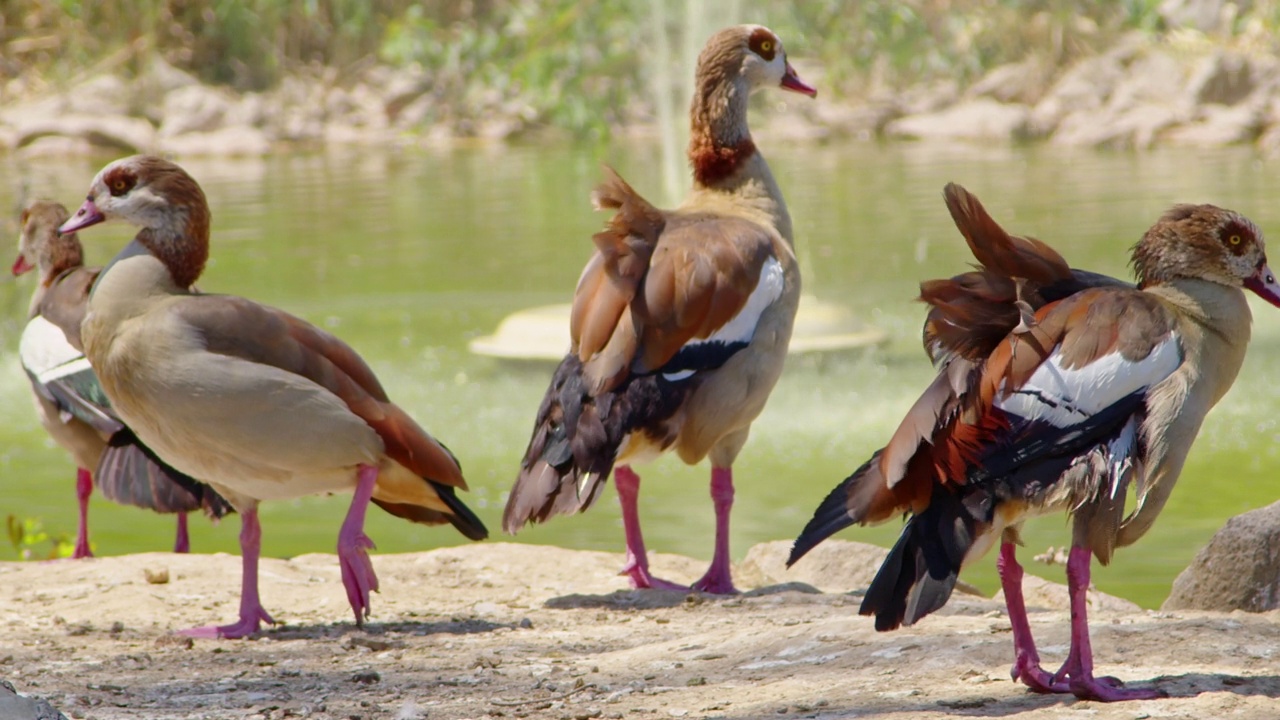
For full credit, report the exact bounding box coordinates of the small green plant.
[6,515,76,561]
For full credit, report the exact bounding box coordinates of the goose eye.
[1230,234,1242,245]
[760,40,773,53]
[111,179,128,194]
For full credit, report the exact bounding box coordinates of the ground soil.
[1,542,1278,719]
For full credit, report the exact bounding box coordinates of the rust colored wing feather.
[182,295,465,490]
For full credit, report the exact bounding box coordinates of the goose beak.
[781,61,817,98]
[11,254,33,276]
[60,199,105,234]
[1245,262,1280,308]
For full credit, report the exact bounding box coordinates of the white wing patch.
[995,333,1181,428]
[660,256,784,382]
[19,315,89,384]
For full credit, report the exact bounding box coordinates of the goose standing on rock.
[789,185,1280,701]
[60,156,488,638]
[13,200,231,558]
[503,25,816,594]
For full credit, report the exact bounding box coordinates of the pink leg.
[180,507,276,639]
[1051,546,1163,701]
[615,465,687,591]
[337,464,380,625]
[173,512,190,554]
[998,542,1067,693]
[690,466,739,594]
[72,468,94,559]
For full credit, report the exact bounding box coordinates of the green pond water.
[2,140,1279,610]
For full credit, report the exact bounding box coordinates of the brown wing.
[572,167,778,393]
[178,295,465,490]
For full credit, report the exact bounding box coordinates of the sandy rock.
[383,65,432,121]
[0,680,67,720]
[812,100,901,140]
[1184,51,1256,107]
[897,79,961,116]
[886,99,1031,142]
[1052,103,1181,149]
[158,126,270,156]
[1109,49,1187,113]
[1164,102,1264,145]
[14,113,156,154]
[64,75,131,117]
[224,92,268,129]
[738,539,887,593]
[1159,0,1238,32]
[160,84,232,137]
[1029,54,1127,135]
[967,58,1053,106]
[16,135,95,157]
[1163,500,1280,612]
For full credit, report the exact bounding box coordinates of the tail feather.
[860,488,978,631]
[788,453,882,566]
[942,183,1071,285]
[504,354,691,534]
[96,429,233,518]
[374,482,489,541]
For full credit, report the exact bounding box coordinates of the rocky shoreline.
[2,541,1279,719]
[4,30,1280,158]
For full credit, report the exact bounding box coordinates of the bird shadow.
[261,616,511,641]
[543,581,824,611]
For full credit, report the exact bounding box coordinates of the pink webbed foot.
[338,465,381,624]
[690,566,739,595]
[180,604,277,640]
[619,554,688,592]
[1056,672,1163,702]
[180,507,276,639]
[1012,655,1069,694]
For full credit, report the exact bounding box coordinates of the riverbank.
[5,24,1280,158]
[3,541,1279,719]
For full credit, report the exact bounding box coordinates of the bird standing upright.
[503,25,816,594]
[14,199,230,558]
[790,184,1280,701]
[61,156,487,637]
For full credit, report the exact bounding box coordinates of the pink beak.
[781,60,817,98]
[1245,262,1280,308]
[11,254,33,276]
[60,198,105,235]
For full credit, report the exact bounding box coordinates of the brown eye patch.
[748,27,778,61]
[104,167,137,197]
[1220,220,1254,255]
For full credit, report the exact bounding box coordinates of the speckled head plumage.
[61,155,210,289]
[688,24,816,187]
[13,199,82,282]
[1131,203,1280,307]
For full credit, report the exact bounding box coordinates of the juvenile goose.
[13,200,230,557]
[789,185,1280,701]
[503,25,816,594]
[61,156,487,638]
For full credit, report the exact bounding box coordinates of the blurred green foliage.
[0,0,1267,137]
[6,514,75,560]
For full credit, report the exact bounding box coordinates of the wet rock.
[160,84,232,137]
[967,58,1053,106]
[885,99,1031,142]
[812,101,901,140]
[1164,103,1263,145]
[1163,500,1280,612]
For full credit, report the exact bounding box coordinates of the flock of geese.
[13,24,1280,703]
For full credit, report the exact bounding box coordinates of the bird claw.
[690,571,740,595]
[619,561,687,592]
[338,533,379,624]
[1012,657,1070,694]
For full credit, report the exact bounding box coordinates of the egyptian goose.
[60,156,487,638]
[790,184,1280,701]
[13,200,230,557]
[503,25,816,594]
